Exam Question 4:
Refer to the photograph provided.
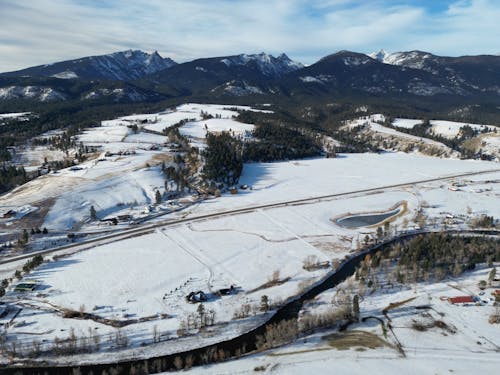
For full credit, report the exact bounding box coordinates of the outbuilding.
[186,291,207,303]
[448,296,474,304]
[14,280,38,292]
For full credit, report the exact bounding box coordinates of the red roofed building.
[448,296,474,304]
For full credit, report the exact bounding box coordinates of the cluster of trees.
[333,126,381,153]
[0,278,8,297]
[383,116,496,159]
[243,122,322,162]
[163,149,200,194]
[0,165,28,193]
[0,326,121,359]
[30,227,48,235]
[22,254,44,273]
[163,163,189,194]
[356,234,500,289]
[255,319,298,351]
[31,127,80,152]
[472,214,496,228]
[178,304,216,333]
[202,132,242,186]
[162,120,194,149]
[200,110,222,120]
[299,292,359,333]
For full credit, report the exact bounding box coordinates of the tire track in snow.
[157,228,214,293]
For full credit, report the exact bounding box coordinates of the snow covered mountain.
[369,50,438,71]
[152,52,303,96]
[1,49,499,104]
[283,50,449,97]
[220,52,304,77]
[369,49,500,94]
[1,50,177,81]
[369,49,391,63]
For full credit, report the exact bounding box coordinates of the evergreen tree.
[90,205,97,220]
[352,294,360,321]
[489,268,497,285]
[21,229,29,245]
[260,295,269,312]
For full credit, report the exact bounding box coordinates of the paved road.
[1,167,499,266]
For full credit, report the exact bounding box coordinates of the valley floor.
[0,153,499,367]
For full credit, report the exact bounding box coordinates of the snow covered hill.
[1,50,177,81]
[0,85,65,101]
[220,52,304,77]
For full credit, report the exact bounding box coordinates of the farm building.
[216,285,235,296]
[186,291,207,303]
[14,280,38,292]
[448,296,474,304]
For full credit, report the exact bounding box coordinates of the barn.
[448,296,474,304]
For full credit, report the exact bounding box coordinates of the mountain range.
[1,49,499,105]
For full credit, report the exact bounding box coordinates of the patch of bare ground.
[247,276,292,294]
[323,330,394,350]
[310,240,349,253]
[0,198,55,232]
[61,309,167,328]
[382,296,417,315]
[150,153,174,164]
[411,315,457,334]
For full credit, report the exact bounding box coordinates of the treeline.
[243,122,323,162]
[0,165,28,193]
[202,132,242,185]
[357,233,500,287]
[383,116,497,159]
[333,127,381,153]
[0,100,169,161]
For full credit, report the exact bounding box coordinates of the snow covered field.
[176,153,498,219]
[183,265,500,375]
[1,103,268,231]
[1,151,499,365]
[392,117,499,139]
[10,145,67,171]
[180,118,254,140]
[123,103,269,134]
[474,133,500,159]
[392,118,422,129]
[128,103,266,148]
[430,120,498,139]
[1,104,499,368]
[346,115,457,156]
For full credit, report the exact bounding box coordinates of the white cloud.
[0,0,499,72]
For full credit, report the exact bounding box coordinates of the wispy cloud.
[0,0,499,72]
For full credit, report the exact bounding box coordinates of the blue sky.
[0,0,499,72]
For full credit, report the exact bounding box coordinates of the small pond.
[336,207,401,229]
